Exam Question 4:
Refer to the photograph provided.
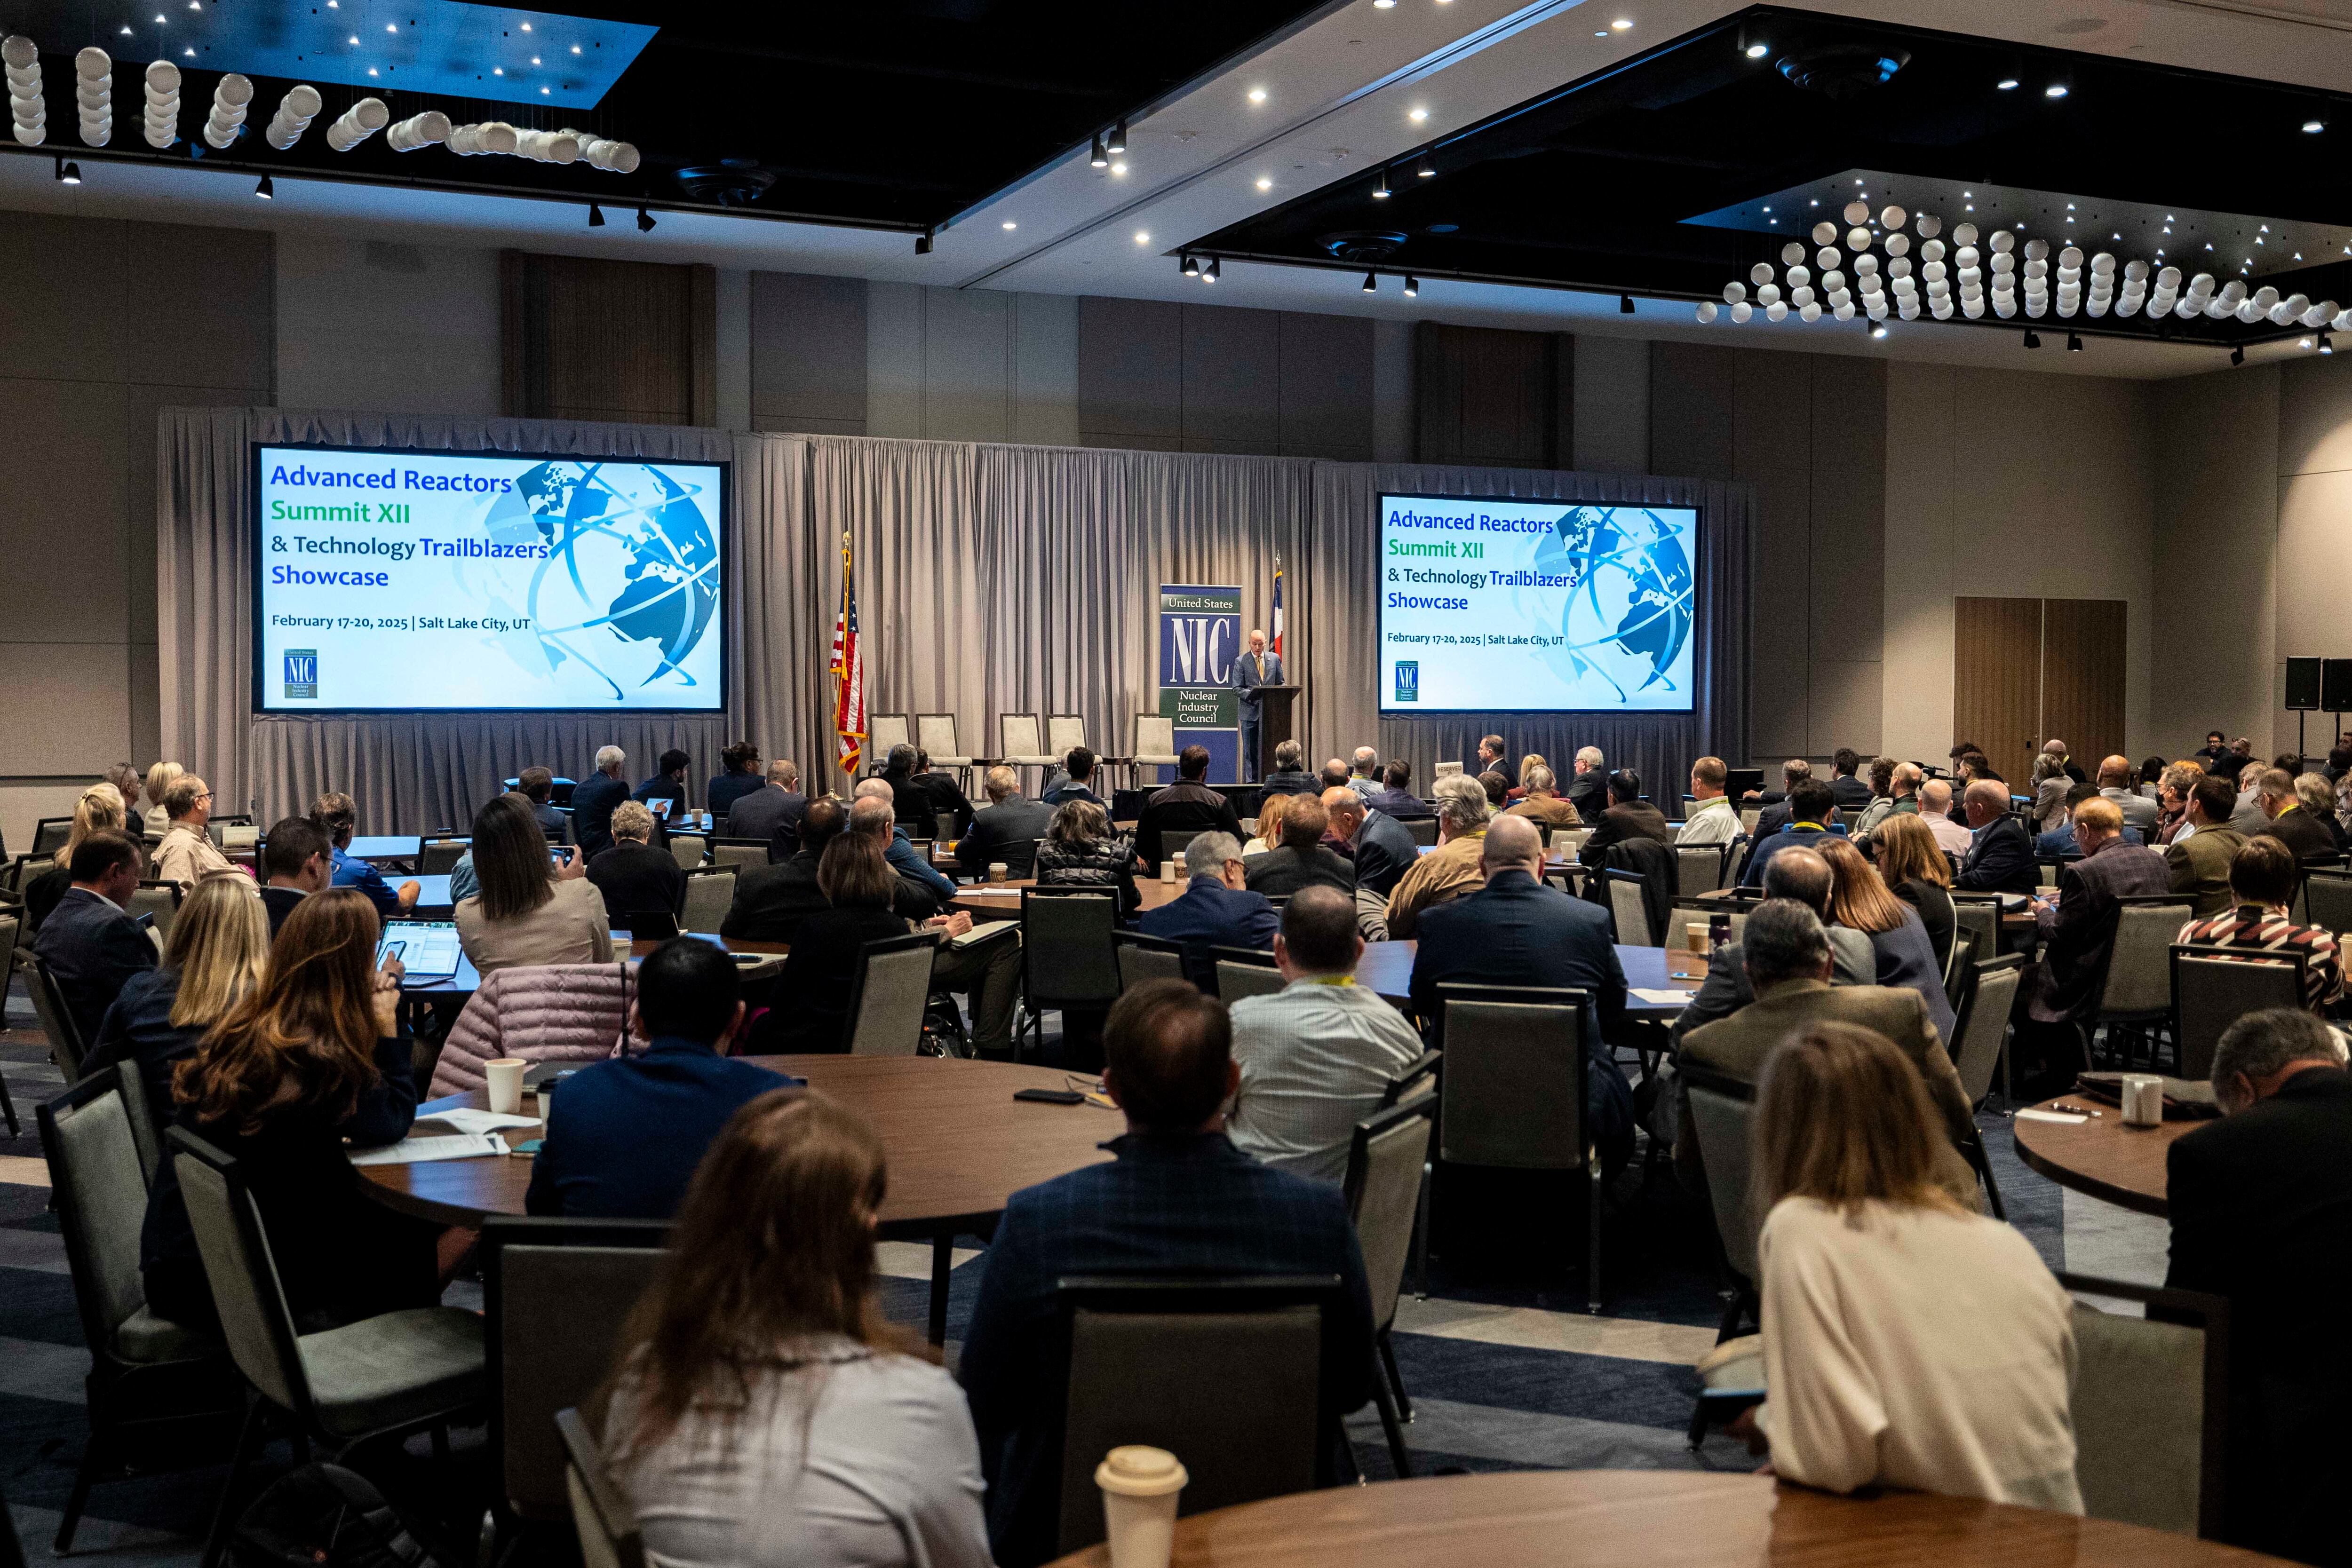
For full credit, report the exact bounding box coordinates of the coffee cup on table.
[989,862,1009,884]
[1160,860,1175,883]
[485,1057,527,1116]
[2120,1073,2164,1127]
[1096,1445,1186,1568]
[1686,921,1708,953]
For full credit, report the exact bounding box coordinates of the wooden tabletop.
[2010,1093,2200,1217]
[1039,1471,2284,1568]
[357,1053,1119,1231]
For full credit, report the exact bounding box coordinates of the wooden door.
[1953,597,2043,783]
[2041,598,2129,773]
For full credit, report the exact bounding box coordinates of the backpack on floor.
[229,1463,456,1568]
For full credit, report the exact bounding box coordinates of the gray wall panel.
[131,223,274,397]
[0,212,128,385]
[1646,341,1737,481]
[749,270,868,435]
[1279,311,1374,459]
[0,376,131,644]
[1181,304,1282,452]
[1077,295,1183,444]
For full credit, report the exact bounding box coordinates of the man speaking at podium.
[1233,627,1284,783]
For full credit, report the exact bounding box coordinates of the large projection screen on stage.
[1377,493,1698,715]
[253,445,728,714]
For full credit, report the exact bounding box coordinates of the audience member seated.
[1844,757,1895,840]
[1741,780,1841,890]
[767,834,945,1053]
[1134,745,1244,868]
[956,766,1052,881]
[2253,766,2336,860]
[86,875,268,1134]
[1828,747,1874,812]
[24,781,129,928]
[1678,756,1742,847]
[1362,759,1428,821]
[31,829,158,1046]
[1670,847,1875,1048]
[959,980,1373,1568]
[1035,799,1143,916]
[2042,736,2088,784]
[515,766,568,836]
[2096,754,2160,835]
[1743,1021,2077,1508]
[454,793,614,975]
[588,801,690,931]
[851,780,959,909]
[1322,788,1416,901]
[2137,755,2168,796]
[2015,797,2174,1053]
[604,1091,993,1568]
[2166,1008,2352,1564]
[1470,733,1508,778]
[2229,760,2271,835]
[2153,759,2204,846]
[139,889,443,1334]
[1137,830,1279,989]
[258,815,332,935]
[707,740,769,822]
[1243,794,1355,897]
[2165,774,2249,917]
[2029,755,2074,833]
[1579,769,1672,862]
[851,799,1020,1053]
[875,744,932,829]
[1747,759,1812,836]
[572,745,633,858]
[2033,779,2151,856]
[1225,887,1422,1182]
[1678,902,1976,1208]
[636,748,694,817]
[2176,836,2346,1014]
[1255,739,1319,800]
[723,798,868,941]
[1817,837,1955,1040]
[725,759,808,856]
[1872,814,1957,976]
[2191,730,2233,771]
[1564,746,1609,820]
[448,781,546,905]
[1383,775,1492,939]
[142,760,183,838]
[915,749,979,834]
[1476,769,1510,808]
[526,938,784,1219]
[1954,779,2037,894]
[2296,770,2351,854]
[151,774,238,891]
[1408,816,1634,1169]
[1319,758,1353,792]
[1502,764,1582,828]
[1242,790,1294,856]
[1915,779,1974,857]
[311,790,421,919]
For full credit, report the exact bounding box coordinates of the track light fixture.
[1869,320,1888,339]
[916,226,934,255]
[1619,293,1634,314]
[1181,253,1199,277]
[588,202,604,228]
[1205,257,1221,283]
[2323,330,2336,355]
[2066,330,2083,352]
[1372,167,1390,199]
[1403,276,1419,298]
[1363,270,1377,293]
[55,156,81,184]
[1089,134,1108,168]
[636,206,654,232]
[2022,329,2041,348]
[1105,119,1127,154]
[2230,344,2246,366]
[254,174,272,198]
[1416,154,1434,178]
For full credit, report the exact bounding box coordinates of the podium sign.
[1157,583,1240,784]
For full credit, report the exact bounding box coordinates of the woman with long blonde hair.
[1746,1022,2079,1510]
[603,1091,991,1568]
[143,760,183,837]
[86,874,270,1128]
[1871,812,1957,976]
[138,889,440,1332]
[1815,834,1953,1039]
[24,781,129,927]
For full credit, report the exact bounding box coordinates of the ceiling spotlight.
[2323,330,2336,354]
[2044,83,2068,98]
[1248,87,1266,103]
[917,228,934,255]
[55,157,81,185]
[120,24,131,33]
[1181,253,1199,277]
[1089,134,1108,168]
[2231,344,2246,366]
[571,44,580,53]
[588,202,604,228]
[254,174,273,199]
[1619,293,1634,314]
[1373,167,1390,198]
[2306,119,2327,134]
[1610,16,1631,28]
[1416,155,1434,178]
[2301,336,2315,349]
[636,206,654,232]
[1995,77,2018,89]
[1374,0,1395,8]
[1204,257,1221,283]
[1404,276,1419,297]
[1363,270,1378,293]
[1256,176,1272,191]
[1001,220,1016,230]
[1745,40,1768,58]
[2066,331,2083,352]
[1869,320,1888,339]
[1106,119,1127,154]
[1110,161,1126,175]
[1408,107,1428,123]
[385,21,396,30]
[1134,230,1149,244]
[520,20,530,28]
[2023,328,2041,348]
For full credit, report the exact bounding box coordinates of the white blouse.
[1756,1196,2082,1513]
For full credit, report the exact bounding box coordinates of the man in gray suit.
[1232,627,1284,783]
[2095,753,2160,836]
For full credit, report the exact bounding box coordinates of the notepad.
[1631,987,1694,1006]
[417,1109,540,1137]
[350,1132,511,1165]
[2015,1108,2089,1126]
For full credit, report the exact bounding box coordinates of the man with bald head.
[851,781,957,909]
[2042,736,2087,785]
[1668,843,1875,1048]
[1955,777,2036,893]
[1407,814,1634,1169]
[2097,753,2160,836]
[1916,778,1973,857]
[1348,746,1382,798]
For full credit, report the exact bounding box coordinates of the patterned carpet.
[0,984,2163,1564]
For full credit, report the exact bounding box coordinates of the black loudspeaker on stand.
[2294,656,2352,765]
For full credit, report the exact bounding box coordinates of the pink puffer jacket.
[429,963,634,1096]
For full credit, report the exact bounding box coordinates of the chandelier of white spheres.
[1691,198,2349,336]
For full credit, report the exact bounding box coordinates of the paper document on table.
[417,1109,540,1137]
[350,1132,511,1165]
[1631,987,1694,1006]
[2014,1108,2089,1125]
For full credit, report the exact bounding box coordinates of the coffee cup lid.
[1096,1445,1187,1497]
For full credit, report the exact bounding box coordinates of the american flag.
[1271,557,1285,659]
[830,535,865,774]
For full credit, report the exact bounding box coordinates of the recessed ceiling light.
[539,85,548,94]
[1963,190,1973,197]
[119,24,130,32]
[1610,16,1632,28]
[2045,83,2068,97]
[1001,220,1016,230]
[1761,205,1771,213]
[1248,87,1266,103]
[1256,176,1271,190]
[366,65,376,73]
[1745,41,1767,58]
[2305,119,2326,133]
[530,55,540,64]
[1408,107,1427,122]
[385,22,396,31]
[1373,0,1395,8]
[520,20,531,29]
[1996,77,2018,90]
[1110,160,1126,174]
[348,33,358,43]
[1134,230,1150,244]
[493,66,502,74]
[571,44,581,54]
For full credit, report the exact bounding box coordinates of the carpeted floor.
[0,984,2165,1564]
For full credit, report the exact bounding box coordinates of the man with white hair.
[1384,774,1491,939]
[854,777,958,906]
[1565,745,1609,822]
[1348,747,1381,797]
[1955,777,2036,893]
[1916,778,1973,857]
[1136,829,1280,989]
[571,744,631,858]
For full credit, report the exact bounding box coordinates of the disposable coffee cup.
[1172,852,1187,878]
[485,1057,527,1116]
[1096,1445,1186,1568]
[2120,1072,2164,1127]
[1686,921,1708,953]
[989,862,1009,883]
[1160,860,1176,883]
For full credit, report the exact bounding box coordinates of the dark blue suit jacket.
[1739,823,1835,890]
[1350,808,1420,898]
[32,887,159,1049]
[2034,822,2145,857]
[1956,816,2038,894]
[959,1132,1373,1568]
[569,772,631,859]
[1135,876,1279,988]
[1406,870,1633,1161]
[524,1037,790,1219]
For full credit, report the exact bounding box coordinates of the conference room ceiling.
[1184,5,2352,346]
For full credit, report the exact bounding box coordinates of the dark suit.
[32,887,158,1049]
[1232,650,1284,782]
[1242,844,1355,897]
[915,771,977,836]
[1829,774,1874,811]
[569,772,631,859]
[958,795,1054,880]
[763,905,922,1053]
[85,967,200,1134]
[1136,876,1279,989]
[721,851,927,942]
[1564,770,1609,823]
[1955,816,2037,894]
[1752,800,1796,841]
[1347,808,1420,898]
[1256,768,1320,800]
[722,785,807,857]
[1363,785,1430,820]
[1039,778,1104,810]
[585,840,688,927]
[1739,824,1836,891]
[2022,839,2173,1025]
[1135,779,1243,868]
[1406,871,1633,1166]
[1862,911,1958,1042]
[959,1131,1373,1568]
[2262,804,2338,862]
[524,1037,788,1219]
[705,771,767,823]
[880,767,935,831]
[2167,1067,2352,1563]
[1578,800,1673,863]
[259,885,307,936]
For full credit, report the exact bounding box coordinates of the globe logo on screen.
[495,461,719,699]
[1528,506,1693,699]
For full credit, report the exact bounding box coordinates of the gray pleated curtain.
[159,408,1752,831]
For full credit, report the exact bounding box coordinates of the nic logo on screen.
[1394,661,1419,702]
[283,649,318,700]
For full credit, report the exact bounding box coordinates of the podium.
[1251,685,1299,780]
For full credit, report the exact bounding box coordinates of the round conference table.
[2010,1093,2200,1217]
[1035,1470,2280,1568]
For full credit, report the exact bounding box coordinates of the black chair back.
[2171,944,2307,1080]
[1112,930,1187,991]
